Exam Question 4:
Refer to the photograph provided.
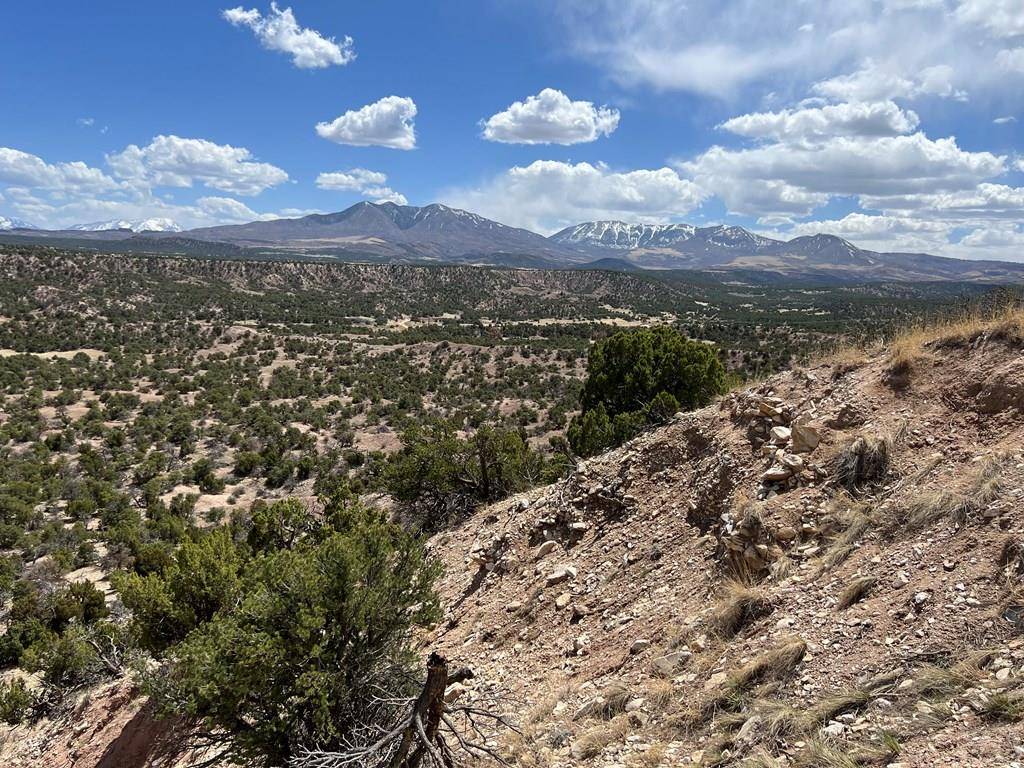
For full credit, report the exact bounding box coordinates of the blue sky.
[1,1,1023,260]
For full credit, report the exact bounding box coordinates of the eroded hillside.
[426,312,1024,767]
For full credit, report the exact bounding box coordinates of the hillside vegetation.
[0,247,1021,767]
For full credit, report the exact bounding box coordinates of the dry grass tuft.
[901,454,1008,531]
[928,303,1024,349]
[709,580,774,638]
[884,335,923,389]
[805,688,871,726]
[643,678,675,711]
[835,435,892,492]
[526,679,576,725]
[825,303,1024,391]
[818,498,874,572]
[885,304,1024,374]
[738,751,788,768]
[794,737,860,768]
[911,652,991,699]
[768,555,794,582]
[585,680,632,720]
[634,742,668,768]
[980,691,1024,722]
[572,714,632,759]
[732,643,804,690]
[837,575,877,610]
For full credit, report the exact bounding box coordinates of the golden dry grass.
[911,651,991,699]
[794,737,863,768]
[730,638,807,690]
[696,638,808,723]
[643,678,676,711]
[837,575,877,610]
[901,453,1008,531]
[572,714,632,759]
[821,303,1024,387]
[980,690,1024,722]
[817,497,874,573]
[805,688,871,725]
[882,303,1024,385]
[525,678,576,725]
[708,580,773,638]
[633,742,668,768]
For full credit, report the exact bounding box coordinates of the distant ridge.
[4,201,1024,283]
[68,218,182,233]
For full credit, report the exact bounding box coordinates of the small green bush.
[0,678,33,724]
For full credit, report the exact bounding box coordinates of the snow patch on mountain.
[0,216,38,230]
[551,221,697,249]
[68,218,183,233]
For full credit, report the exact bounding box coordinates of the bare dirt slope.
[3,315,1024,767]
[426,316,1024,767]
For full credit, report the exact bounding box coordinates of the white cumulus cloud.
[316,96,417,150]
[0,148,120,194]
[481,88,620,145]
[720,101,919,142]
[222,3,354,68]
[107,135,288,196]
[812,62,965,102]
[443,160,705,234]
[955,0,1024,38]
[0,139,292,229]
[315,169,388,191]
[315,168,407,204]
[678,131,1005,220]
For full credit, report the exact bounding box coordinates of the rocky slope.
[3,313,1024,767]
[426,312,1024,767]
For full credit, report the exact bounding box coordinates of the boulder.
[630,639,651,654]
[545,566,577,587]
[780,453,804,471]
[537,540,559,557]
[704,671,729,691]
[762,466,792,482]
[791,423,821,453]
[652,650,692,675]
[827,402,867,429]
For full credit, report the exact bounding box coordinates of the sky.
[1,0,1022,260]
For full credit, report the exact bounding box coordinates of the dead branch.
[290,652,513,768]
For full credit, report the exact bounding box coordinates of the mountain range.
[68,218,183,233]
[2,201,1023,283]
[0,216,37,231]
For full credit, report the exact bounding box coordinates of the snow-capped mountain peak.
[550,221,697,250]
[0,215,38,230]
[68,218,182,233]
[702,224,773,249]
